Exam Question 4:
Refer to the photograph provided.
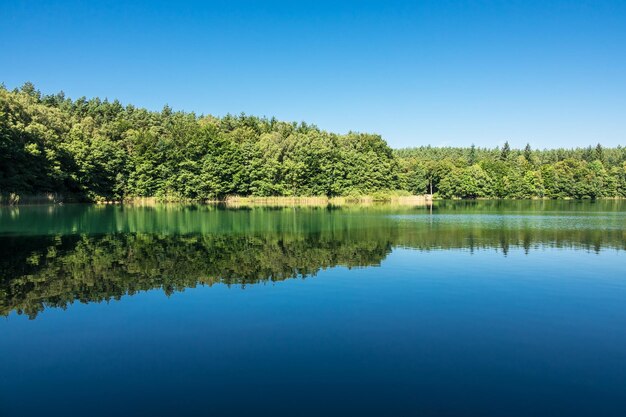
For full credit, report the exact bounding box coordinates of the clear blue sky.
[1,0,625,149]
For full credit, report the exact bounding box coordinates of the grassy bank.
[0,192,432,206]
[224,193,431,207]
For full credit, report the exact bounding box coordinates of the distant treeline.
[396,144,626,199]
[2,83,625,201]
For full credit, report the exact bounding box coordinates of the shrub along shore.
[2,83,626,204]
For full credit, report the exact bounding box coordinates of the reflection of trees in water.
[1,223,625,318]
[0,233,392,319]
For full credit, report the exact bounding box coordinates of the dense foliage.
[2,83,625,200]
[396,143,626,199]
[0,83,400,201]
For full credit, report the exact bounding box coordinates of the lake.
[1,200,626,416]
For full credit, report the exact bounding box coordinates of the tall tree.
[524,143,533,163]
[595,143,604,163]
[468,144,477,164]
[500,141,511,161]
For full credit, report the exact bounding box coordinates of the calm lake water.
[1,201,626,417]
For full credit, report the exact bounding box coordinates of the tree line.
[2,82,625,201]
[396,142,626,199]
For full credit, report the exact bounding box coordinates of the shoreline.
[0,193,431,207]
[3,193,626,207]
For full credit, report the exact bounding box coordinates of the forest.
[2,82,626,201]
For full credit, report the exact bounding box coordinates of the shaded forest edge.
[2,82,626,204]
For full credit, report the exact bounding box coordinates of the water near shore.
[1,201,626,416]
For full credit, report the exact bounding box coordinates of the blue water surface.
[1,201,625,416]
